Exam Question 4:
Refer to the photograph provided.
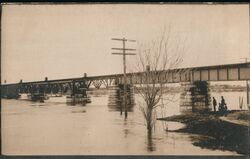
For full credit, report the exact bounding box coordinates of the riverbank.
[158,110,249,155]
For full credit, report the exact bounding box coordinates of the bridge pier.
[180,81,211,113]
[108,84,135,113]
[1,85,19,99]
[66,80,90,105]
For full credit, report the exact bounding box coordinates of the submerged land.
[158,110,250,155]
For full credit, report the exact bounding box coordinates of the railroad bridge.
[1,62,250,112]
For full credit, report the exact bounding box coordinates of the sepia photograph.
[1,3,250,156]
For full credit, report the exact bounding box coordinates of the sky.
[1,4,249,83]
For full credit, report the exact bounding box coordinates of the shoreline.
[158,110,249,155]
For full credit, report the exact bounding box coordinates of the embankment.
[158,110,249,155]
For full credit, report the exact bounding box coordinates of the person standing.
[212,97,217,112]
[221,96,226,107]
[224,104,228,116]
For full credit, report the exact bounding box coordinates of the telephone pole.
[240,57,249,108]
[111,38,136,118]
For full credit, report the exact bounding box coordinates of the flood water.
[1,90,246,155]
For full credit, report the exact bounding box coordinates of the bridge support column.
[66,81,90,105]
[118,84,135,106]
[1,85,20,99]
[108,84,135,113]
[180,81,211,113]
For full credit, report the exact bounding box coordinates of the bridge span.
[2,62,250,87]
[1,62,250,112]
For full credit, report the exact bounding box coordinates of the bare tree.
[131,27,187,132]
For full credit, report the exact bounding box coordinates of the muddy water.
[1,91,243,155]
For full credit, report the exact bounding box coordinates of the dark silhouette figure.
[212,97,217,112]
[224,104,228,116]
[218,96,228,116]
[218,103,223,115]
[221,96,226,107]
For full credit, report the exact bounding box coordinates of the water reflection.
[146,131,156,152]
[108,103,135,112]
[71,109,86,113]
[123,118,129,138]
[66,102,86,107]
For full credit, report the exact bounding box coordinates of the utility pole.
[247,80,249,109]
[248,4,250,109]
[111,38,136,118]
[240,57,249,108]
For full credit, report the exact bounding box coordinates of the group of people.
[212,96,228,116]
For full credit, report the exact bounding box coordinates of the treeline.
[210,84,246,92]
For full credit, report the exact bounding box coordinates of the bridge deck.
[2,62,250,87]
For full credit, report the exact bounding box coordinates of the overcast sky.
[1,4,249,83]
